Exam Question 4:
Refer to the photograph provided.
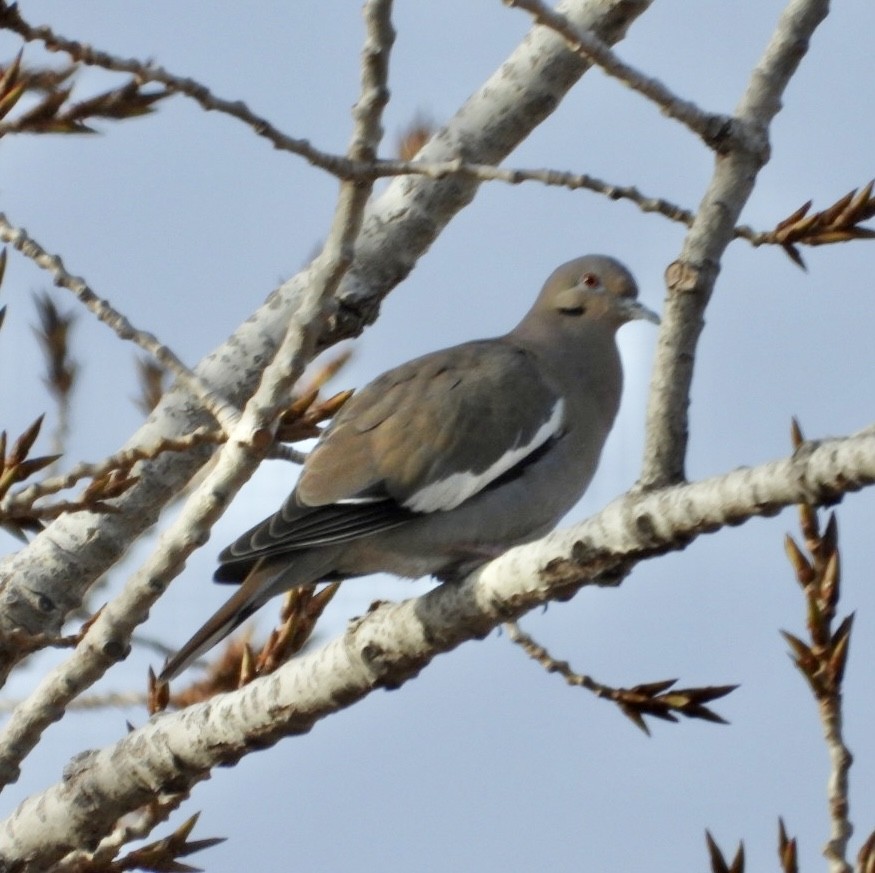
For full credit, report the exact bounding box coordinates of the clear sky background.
[1,2,875,870]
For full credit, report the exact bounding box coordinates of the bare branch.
[504,0,736,149]
[0,691,147,714]
[2,423,875,865]
[0,214,239,432]
[641,0,831,487]
[505,621,736,733]
[783,492,854,873]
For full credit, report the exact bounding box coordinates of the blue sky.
[1,2,875,870]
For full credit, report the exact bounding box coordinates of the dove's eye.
[581,272,600,288]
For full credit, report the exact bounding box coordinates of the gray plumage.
[161,255,658,680]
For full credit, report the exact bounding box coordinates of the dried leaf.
[618,703,651,735]
[777,818,798,873]
[0,50,22,96]
[82,469,139,502]
[397,114,436,161]
[0,79,25,120]
[780,630,813,666]
[10,414,45,464]
[117,811,225,872]
[780,243,806,270]
[767,183,875,259]
[829,613,854,684]
[819,549,840,612]
[67,79,165,122]
[305,347,353,391]
[783,535,813,587]
[17,86,70,125]
[821,512,839,555]
[283,387,319,420]
[819,189,856,225]
[135,357,167,414]
[789,417,804,450]
[238,642,255,686]
[276,388,354,443]
[773,199,812,234]
[706,831,744,873]
[628,677,678,696]
[148,666,170,715]
[13,453,62,481]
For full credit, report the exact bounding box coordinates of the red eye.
[581,272,599,288]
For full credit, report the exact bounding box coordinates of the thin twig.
[2,0,852,255]
[505,621,735,733]
[506,621,611,695]
[0,214,239,432]
[0,0,719,234]
[0,691,147,714]
[503,0,736,150]
[783,481,854,873]
[821,694,853,873]
[0,1,353,176]
[2,428,224,514]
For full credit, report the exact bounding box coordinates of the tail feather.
[160,566,273,682]
[160,548,339,683]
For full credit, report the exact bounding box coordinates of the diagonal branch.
[0,0,349,174]
[0,213,239,432]
[504,0,736,150]
[1,424,874,869]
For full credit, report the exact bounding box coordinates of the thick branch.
[0,426,873,869]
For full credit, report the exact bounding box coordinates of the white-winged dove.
[160,255,658,680]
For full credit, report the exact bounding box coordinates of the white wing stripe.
[403,399,565,513]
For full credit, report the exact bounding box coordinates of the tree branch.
[504,0,735,149]
[0,213,239,432]
[1,424,874,869]
[641,0,830,487]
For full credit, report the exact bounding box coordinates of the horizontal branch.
[1,425,873,868]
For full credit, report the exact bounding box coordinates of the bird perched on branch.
[161,255,658,680]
